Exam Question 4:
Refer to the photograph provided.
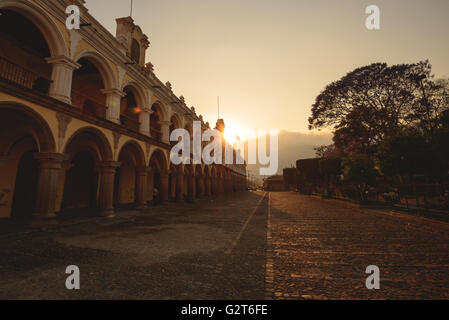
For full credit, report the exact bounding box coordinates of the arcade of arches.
[0,2,247,225]
[0,104,247,224]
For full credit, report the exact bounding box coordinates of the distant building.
[263,175,286,191]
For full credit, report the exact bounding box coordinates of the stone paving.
[0,191,267,299]
[0,191,448,299]
[268,192,449,300]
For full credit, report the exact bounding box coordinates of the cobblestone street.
[1,191,449,299]
[268,192,449,300]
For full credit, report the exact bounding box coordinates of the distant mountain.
[244,131,333,182]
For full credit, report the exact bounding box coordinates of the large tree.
[309,61,435,154]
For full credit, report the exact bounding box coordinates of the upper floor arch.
[73,50,118,90]
[0,0,68,58]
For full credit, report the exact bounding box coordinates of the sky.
[84,0,449,139]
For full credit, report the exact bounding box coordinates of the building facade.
[0,0,247,224]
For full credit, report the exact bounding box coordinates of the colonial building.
[0,0,247,225]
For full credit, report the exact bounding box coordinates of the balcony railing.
[0,55,50,94]
[0,56,165,139]
[120,114,140,132]
[151,127,162,141]
[71,90,107,119]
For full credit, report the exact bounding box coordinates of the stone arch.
[170,112,182,129]
[114,140,146,206]
[121,80,147,109]
[0,102,56,155]
[148,149,169,203]
[74,50,117,90]
[0,103,56,221]
[64,127,113,162]
[0,0,68,57]
[151,100,169,122]
[61,127,113,214]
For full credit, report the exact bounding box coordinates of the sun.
[224,123,246,143]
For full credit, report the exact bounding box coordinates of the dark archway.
[151,103,164,141]
[11,150,39,222]
[72,58,107,118]
[0,104,55,222]
[62,150,97,213]
[121,86,141,131]
[149,150,168,204]
[130,38,140,63]
[62,127,113,216]
[114,141,145,207]
[0,9,52,94]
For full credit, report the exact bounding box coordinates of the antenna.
[130,0,133,18]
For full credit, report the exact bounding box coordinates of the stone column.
[102,89,125,124]
[32,153,67,224]
[197,174,205,198]
[135,166,149,209]
[205,176,212,197]
[97,161,120,217]
[211,175,217,196]
[159,120,171,144]
[139,108,150,137]
[176,170,184,201]
[187,172,196,202]
[46,56,81,104]
[169,172,177,201]
[160,171,169,203]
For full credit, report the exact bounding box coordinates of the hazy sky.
[84,0,449,137]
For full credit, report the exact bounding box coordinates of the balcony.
[71,90,107,119]
[0,56,50,95]
[151,127,162,141]
[120,114,140,132]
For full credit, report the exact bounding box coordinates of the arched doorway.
[169,114,182,146]
[0,8,52,94]
[168,164,177,201]
[63,151,96,212]
[148,150,168,204]
[114,142,145,208]
[0,104,56,222]
[195,165,203,198]
[62,128,113,216]
[72,58,107,118]
[121,86,141,131]
[151,103,164,141]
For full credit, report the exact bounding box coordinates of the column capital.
[46,55,81,70]
[101,88,126,97]
[33,153,68,169]
[158,120,171,126]
[96,161,121,172]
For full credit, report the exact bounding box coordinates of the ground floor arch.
[148,149,169,204]
[61,127,116,217]
[114,141,146,209]
[0,103,59,223]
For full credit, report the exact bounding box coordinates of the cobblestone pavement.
[1,191,448,300]
[0,191,267,300]
[268,192,449,300]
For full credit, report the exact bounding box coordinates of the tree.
[342,154,378,200]
[309,61,434,155]
[376,129,432,181]
[319,156,342,196]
